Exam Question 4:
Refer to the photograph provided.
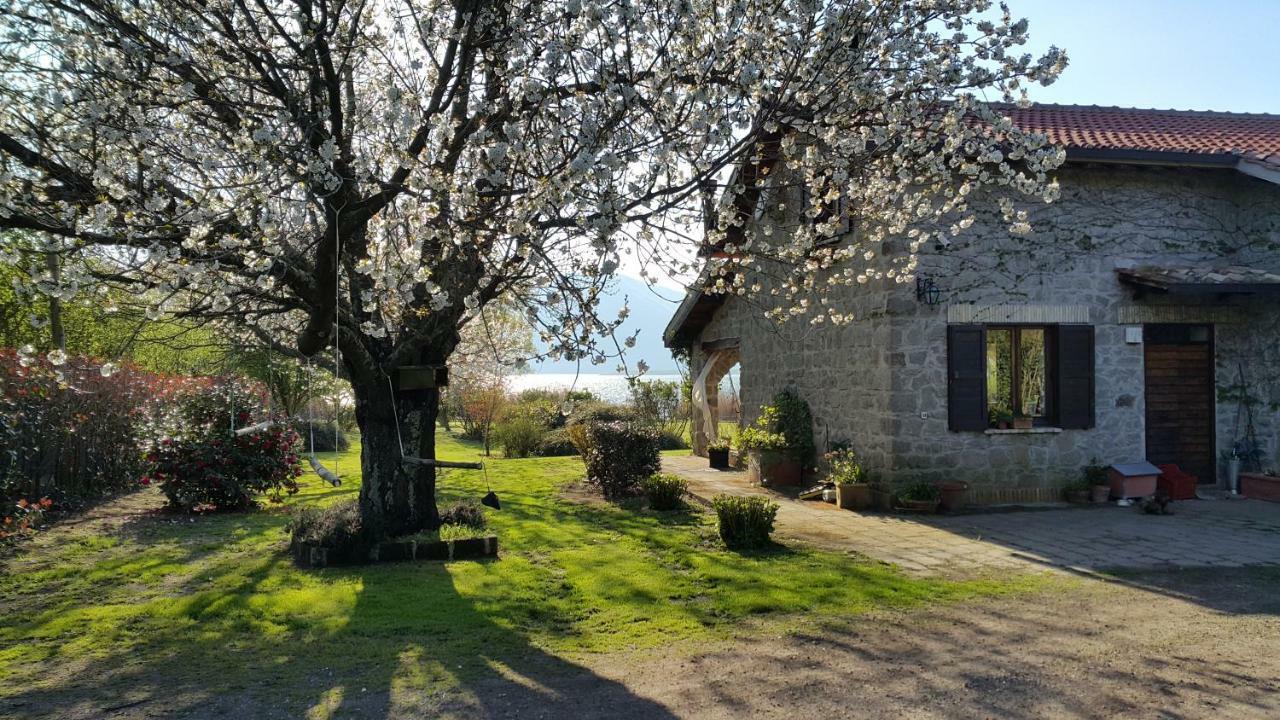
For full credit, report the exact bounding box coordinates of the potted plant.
[1083,459,1110,503]
[826,448,870,510]
[989,406,1014,430]
[937,480,969,513]
[738,425,801,486]
[737,392,814,487]
[1063,478,1091,504]
[1012,415,1034,430]
[707,438,731,470]
[898,482,941,513]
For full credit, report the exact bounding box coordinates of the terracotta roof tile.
[995,104,1280,163]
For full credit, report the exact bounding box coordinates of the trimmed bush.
[535,428,578,457]
[293,422,350,453]
[289,500,367,558]
[492,415,545,458]
[146,424,303,512]
[439,500,487,530]
[642,473,688,511]
[581,421,661,500]
[712,494,779,549]
[657,430,689,450]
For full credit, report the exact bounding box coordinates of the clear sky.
[1014,0,1280,113]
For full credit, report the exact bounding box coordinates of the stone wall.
[689,164,1280,498]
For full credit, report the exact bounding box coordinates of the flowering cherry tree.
[0,0,1065,538]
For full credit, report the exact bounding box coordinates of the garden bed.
[290,534,499,568]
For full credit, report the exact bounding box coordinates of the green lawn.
[0,432,1037,717]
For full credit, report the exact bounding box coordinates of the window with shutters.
[948,324,1095,432]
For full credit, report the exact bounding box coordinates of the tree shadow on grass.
[0,536,681,720]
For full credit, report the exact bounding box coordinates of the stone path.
[663,454,1280,575]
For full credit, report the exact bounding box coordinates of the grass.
[0,431,1041,717]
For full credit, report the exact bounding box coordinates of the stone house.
[664,105,1280,504]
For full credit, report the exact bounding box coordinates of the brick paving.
[664,454,1280,576]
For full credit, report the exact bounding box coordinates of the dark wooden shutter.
[1056,324,1095,429]
[948,325,987,431]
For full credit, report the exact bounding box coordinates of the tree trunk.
[349,373,440,540]
[45,252,65,352]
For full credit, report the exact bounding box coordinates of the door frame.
[1143,323,1217,484]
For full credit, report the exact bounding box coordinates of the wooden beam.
[701,336,741,352]
[400,456,483,470]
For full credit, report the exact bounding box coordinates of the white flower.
[47,349,67,366]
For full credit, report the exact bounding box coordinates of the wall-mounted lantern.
[916,276,942,306]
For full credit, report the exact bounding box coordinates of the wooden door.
[1144,324,1215,484]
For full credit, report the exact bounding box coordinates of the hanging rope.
[305,358,342,486]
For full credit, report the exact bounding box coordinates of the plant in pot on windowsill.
[826,448,869,510]
[898,482,941,513]
[989,406,1015,430]
[1083,458,1111,503]
[707,438,732,470]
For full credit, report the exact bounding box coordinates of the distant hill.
[530,275,688,375]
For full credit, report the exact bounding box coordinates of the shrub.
[146,424,303,512]
[899,482,941,502]
[289,500,366,557]
[581,421,661,500]
[535,428,578,457]
[293,422,350,453]
[770,389,815,465]
[711,494,779,549]
[0,497,53,545]
[0,350,197,508]
[1083,457,1110,486]
[642,473,688,511]
[439,500,487,530]
[565,402,639,457]
[707,438,731,452]
[492,415,545,458]
[656,430,689,451]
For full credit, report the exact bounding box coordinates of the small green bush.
[642,473,688,511]
[289,500,366,557]
[535,428,578,456]
[657,430,689,450]
[582,421,661,500]
[293,422,350,453]
[492,416,546,458]
[439,500,487,529]
[712,494,779,549]
[899,482,940,502]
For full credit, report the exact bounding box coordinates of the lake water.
[508,373,684,404]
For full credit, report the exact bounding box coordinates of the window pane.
[1018,328,1047,418]
[986,328,1013,423]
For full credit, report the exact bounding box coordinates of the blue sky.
[1015,0,1280,113]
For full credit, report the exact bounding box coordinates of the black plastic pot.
[708,448,731,469]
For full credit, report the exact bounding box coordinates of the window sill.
[985,427,1064,435]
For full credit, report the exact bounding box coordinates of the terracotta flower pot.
[937,481,969,513]
[836,483,871,510]
[1013,417,1034,430]
[1090,484,1111,503]
[747,450,803,486]
[708,448,730,470]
